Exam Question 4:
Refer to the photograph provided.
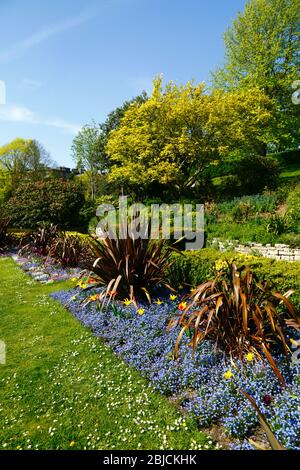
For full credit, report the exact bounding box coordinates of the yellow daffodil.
[69,441,76,447]
[137,308,145,316]
[123,298,132,306]
[170,294,177,301]
[178,302,187,311]
[89,294,101,302]
[245,352,254,362]
[156,299,163,305]
[223,369,234,380]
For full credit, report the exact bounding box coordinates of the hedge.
[168,248,300,309]
[269,148,300,165]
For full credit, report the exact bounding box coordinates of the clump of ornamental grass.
[85,234,176,305]
[20,222,61,257]
[169,262,299,385]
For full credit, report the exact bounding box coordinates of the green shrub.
[4,179,85,229]
[230,201,253,222]
[266,214,289,236]
[168,248,300,309]
[212,174,240,198]
[269,148,300,166]
[286,184,300,233]
[216,194,278,216]
[211,157,281,198]
[206,220,279,245]
[233,155,281,194]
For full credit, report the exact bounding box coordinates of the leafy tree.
[212,0,300,150]
[0,138,53,187]
[106,77,274,198]
[72,123,103,201]
[72,92,148,200]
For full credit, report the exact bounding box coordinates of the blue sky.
[0,0,247,167]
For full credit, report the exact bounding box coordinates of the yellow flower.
[16,445,21,450]
[123,298,132,306]
[89,294,101,302]
[223,369,234,380]
[137,308,145,316]
[215,259,227,272]
[156,299,163,305]
[245,352,254,362]
[80,284,88,290]
[178,302,187,311]
[170,294,177,301]
[69,441,76,447]
[71,277,78,282]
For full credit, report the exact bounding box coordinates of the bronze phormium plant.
[20,222,60,256]
[86,235,176,304]
[48,233,89,267]
[169,263,299,385]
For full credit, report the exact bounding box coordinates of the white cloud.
[21,79,42,90]
[0,104,81,135]
[0,8,99,63]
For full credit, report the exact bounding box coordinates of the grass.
[206,220,275,245]
[0,257,212,450]
[280,163,300,179]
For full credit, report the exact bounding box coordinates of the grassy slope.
[280,163,300,179]
[0,257,211,450]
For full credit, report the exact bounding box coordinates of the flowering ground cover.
[10,252,83,284]
[0,257,213,450]
[51,284,300,450]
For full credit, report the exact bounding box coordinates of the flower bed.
[10,252,83,283]
[52,287,300,450]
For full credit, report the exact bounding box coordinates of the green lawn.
[280,162,300,179]
[0,257,212,450]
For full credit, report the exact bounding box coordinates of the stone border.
[211,238,300,262]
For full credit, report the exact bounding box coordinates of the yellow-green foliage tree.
[106,77,274,197]
[0,138,52,188]
[0,169,11,203]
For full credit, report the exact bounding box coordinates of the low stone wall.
[211,238,300,262]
